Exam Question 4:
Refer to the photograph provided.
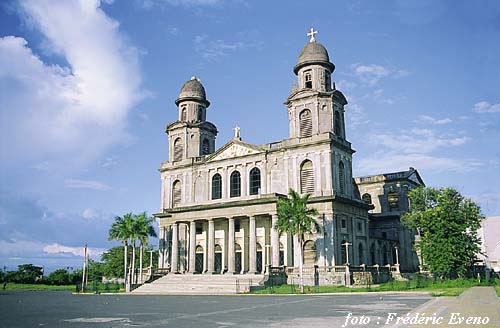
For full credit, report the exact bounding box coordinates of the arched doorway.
[358,242,364,265]
[279,243,285,266]
[195,245,204,273]
[256,243,263,273]
[303,240,316,266]
[214,245,222,274]
[235,243,242,273]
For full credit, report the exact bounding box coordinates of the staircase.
[131,273,265,295]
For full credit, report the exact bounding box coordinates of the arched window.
[300,160,314,193]
[299,109,312,137]
[173,138,183,162]
[211,174,222,200]
[181,107,187,121]
[303,240,316,266]
[230,171,241,197]
[358,243,364,265]
[202,138,210,155]
[172,180,181,207]
[249,167,261,195]
[304,70,312,88]
[339,161,345,194]
[362,193,372,204]
[334,111,341,136]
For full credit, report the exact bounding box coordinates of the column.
[189,221,196,273]
[249,216,257,273]
[293,234,301,267]
[171,222,178,273]
[228,218,235,274]
[158,226,165,268]
[207,219,215,273]
[271,214,279,267]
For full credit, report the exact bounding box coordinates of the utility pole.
[81,244,87,292]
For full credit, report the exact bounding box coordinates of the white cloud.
[65,179,110,191]
[369,128,469,154]
[194,34,258,62]
[351,63,409,87]
[473,101,500,113]
[356,152,483,175]
[0,0,143,169]
[43,243,105,258]
[417,115,452,125]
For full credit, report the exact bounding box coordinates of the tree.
[7,264,43,283]
[274,188,320,293]
[47,269,71,285]
[402,187,484,278]
[108,213,134,290]
[135,212,157,283]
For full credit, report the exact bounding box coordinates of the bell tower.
[285,29,347,140]
[166,77,218,162]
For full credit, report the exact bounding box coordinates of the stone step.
[132,273,264,295]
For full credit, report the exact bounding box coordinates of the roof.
[294,40,335,74]
[175,77,210,107]
[354,167,425,186]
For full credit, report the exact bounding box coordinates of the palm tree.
[108,213,134,291]
[135,212,157,283]
[274,188,320,293]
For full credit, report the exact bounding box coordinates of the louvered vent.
[173,138,183,161]
[172,181,181,207]
[299,109,312,137]
[300,160,314,193]
[339,161,345,194]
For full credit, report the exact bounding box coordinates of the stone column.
[271,214,279,267]
[228,218,235,274]
[249,216,257,273]
[189,221,196,273]
[171,223,178,273]
[207,219,215,274]
[158,226,165,269]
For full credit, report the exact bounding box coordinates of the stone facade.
[154,33,422,283]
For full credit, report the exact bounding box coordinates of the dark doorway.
[214,245,222,273]
[195,245,204,273]
[235,244,242,273]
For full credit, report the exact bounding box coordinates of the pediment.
[207,140,263,161]
[408,170,425,186]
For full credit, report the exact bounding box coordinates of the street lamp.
[342,241,352,265]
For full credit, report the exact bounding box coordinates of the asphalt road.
[0,291,432,327]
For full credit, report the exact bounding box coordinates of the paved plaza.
[1,288,498,327]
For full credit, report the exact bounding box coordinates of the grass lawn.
[251,278,499,297]
[3,283,75,291]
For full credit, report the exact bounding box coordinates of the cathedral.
[153,30,423,285]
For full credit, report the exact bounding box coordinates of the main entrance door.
[214,245,222,274]
[195,245,204,273]
[256,243,263,273]
[235,243,242,273]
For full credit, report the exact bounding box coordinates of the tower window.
[172,180,181,207]
[362,193,372,205]
[181,107,187,121]
[334,111,341,136]
[202,138,210,155]
[304,70,312,88]
[339,161,345,194]
[211,173,222,200]
[230,171,241,197]
[300,160,314,193]
[197,105,203,122]
[249,167,261,195]
[299,109,312,138]
[325,71,331,90]
[173,138,183,162]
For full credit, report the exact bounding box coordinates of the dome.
[293,41,335,74]
[175,76,210,106]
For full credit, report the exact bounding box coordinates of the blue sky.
[1,0,499,272]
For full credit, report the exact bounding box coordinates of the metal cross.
[307,28,318,42]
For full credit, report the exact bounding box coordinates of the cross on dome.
[307,28,318,42]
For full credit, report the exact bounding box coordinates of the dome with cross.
[294,29,335,74]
